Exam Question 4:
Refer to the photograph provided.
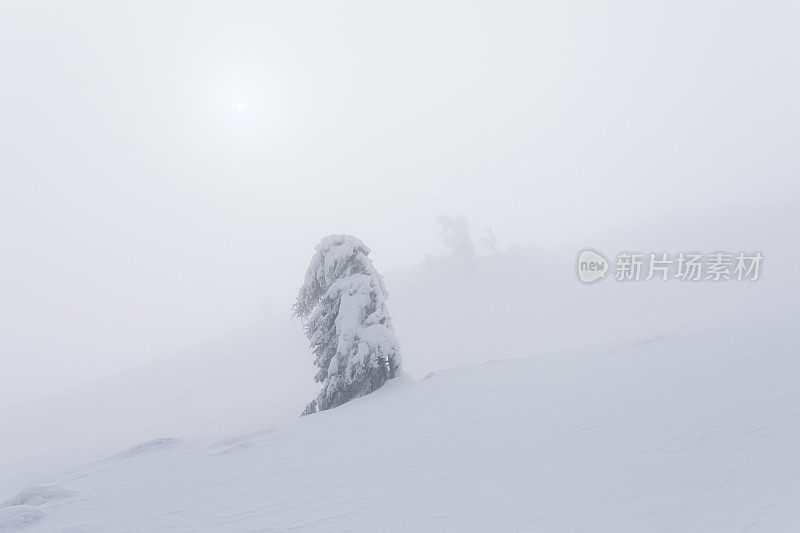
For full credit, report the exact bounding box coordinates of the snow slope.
[2,312,799,531]
[2,231,799,532]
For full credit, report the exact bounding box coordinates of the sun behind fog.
[235,102,246,112]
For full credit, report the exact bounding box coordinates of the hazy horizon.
[2,0,798,405]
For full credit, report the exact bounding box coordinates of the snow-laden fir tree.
[293,235,402,416]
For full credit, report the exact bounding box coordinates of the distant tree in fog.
[292,235,402,416]
[481,227,500,255]
[436,215,474,257]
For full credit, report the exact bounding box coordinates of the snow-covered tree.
[436,215,474,257]
[293,235,402,416]
[481,226,500,255]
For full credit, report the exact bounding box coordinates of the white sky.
[1,0,798,403]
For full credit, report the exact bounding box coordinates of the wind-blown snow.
[107,438,182,461]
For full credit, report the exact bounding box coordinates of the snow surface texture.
[293,235,401,415]
[1,250,799,531]
[1,315,799,531]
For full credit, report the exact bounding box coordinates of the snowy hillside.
[3,0,798,529]
[2,309,799,531]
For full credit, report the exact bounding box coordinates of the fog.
[1,0,798,405]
